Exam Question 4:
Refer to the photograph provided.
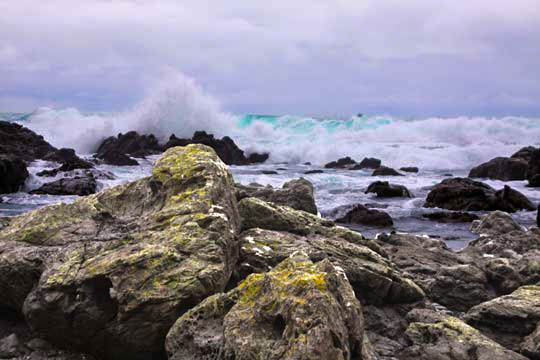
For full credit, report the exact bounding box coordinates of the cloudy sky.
[1,0,539,116]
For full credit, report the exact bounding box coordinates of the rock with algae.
[0,144,240,359]
[166,254,378,360]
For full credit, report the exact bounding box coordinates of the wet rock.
[372,166,403,176]
[511,146,538,162]
[166,255,375,360]
[422,211,479,223]
[98,149,139,166]
[336,204,394,227]
[42,148,93,168]
[470,211,524,236]
[29,175,97,196]
[0,144,240,359]
[355,157,382,169]
[0,121,57,162]
[464,227,540,258]
[96,131,162,159]
[400,167,419,173]
[304,169,324,174]
[424,178,534,212]
[464,285,540,352]
[401,309,527,360]
[235,178,317,214]
[468,156,528,181]
[528,174,540,187]
[324,156,357,169]
[261,170,278,175]
[365,181,412,197]
[527,148,540,184]
[0,156,28,194]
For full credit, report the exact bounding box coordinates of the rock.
[261,170,278,175]
[304,169,324,174]
[528,174,540,187]
[0,144,240,359]
[355,157,382,169]
[365,181,412,197]
[336,204,394,227]
[235,178,317,215]
[512,146,538,162]
[324,156,357,169]
[0,121,57,162]
[42,148,93,168]
[98,149,139,166]
[166,254,375,360]
[0,333,23,358]
[468,157,528,181]
[400,167,419,173]
[29,175,97,196]
[0,155,28,194]
[304,162,312,166]
[234,228,424,306]
[424,178,534,212]
[422,211,479,223]
[463,227,540,258]
[96,131,162,159]
[165,131,268,165]
[464,285,540,352]
[527,148,540,183]
[470,211,524,236]
[372,166,403,176]
[401,309,527,360]
[521,322,540,359]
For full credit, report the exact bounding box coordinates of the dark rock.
[470,211,523,236]
[37,148,94,177]
[521,322,540,359]
[336,204,393,227]
[303,162,312,165]
[422,211,480,223]
[400,166,419,173]
[364,203,390,209]
[526,148,540,183]
[261,170,278,175]
[424,178,534,212]
[0,156,28,194]
[246,152,270,164]
[528,174,540,187]
[29,175,97,196]
[324,156,356,169]
[511,146,538,162]
[354,157,382,169]
[98,150,139,166]
[0,121,57,162]
[443,173,453,177]
[372,166,403,176]
[365,181,412,197]
[304,169,324,174]
[235,178,317,214]
[96,131,162,159]
[276,168,287,171]
[468,156,528,181]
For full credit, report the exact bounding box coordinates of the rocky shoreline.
[0,143,539,359]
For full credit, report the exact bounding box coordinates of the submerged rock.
[372,166,403,176]
[336,204,394,227]
[400,166,419,173]
[422,211,479,223]
[0,156,28,194]
[0,144,240,359]
[365,181,412,198]
[468,156,528,181]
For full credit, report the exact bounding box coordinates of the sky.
[1,0,539,116]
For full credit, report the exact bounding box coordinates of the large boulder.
[470,211,524,236]
[96,131,162,159]
[0,155,28,194]
[98,149,139,166]
[0,144,240,359]
[365,181,412,197]
[521,322,540,359]
[42,148,93,169]
[29,175,97,196]
[400,166,419,173]
[165,254,377,360]
[424,178,534,212]
[0,121,57,162]
[372,166,403,176]
[354,157,382,169]
[468,157,528,181]
[401,309,527,360]
[336,204,394,227]
[526,148,540,186]
[511,146,538,162]
[235,178,317,214]
[324,156,357,169]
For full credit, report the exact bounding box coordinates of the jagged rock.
[336,204,394,227]
[324,156,357,169]
[234,228,424,305]
[400,167,419,173]
[235,178,317,215]
[0,144,239,359]
[42,148,93,170]
[512,146,538,162]
[464,285,540,352]
[401,309,527,360]
[465,227,540,257]
[470,211,524,236]
[96,131,162,159]
[422,211,479,223]
[372,166,403,176]
[353,157,381,170]
[29,176,97,196]
[0,121,57,162]
[166,255,377,360]
[468,157,528,181]
[521,322,540,359]
[365,181,412,198]
[98,149,139,166]
[0,156,28,194]
[424,178,534,212]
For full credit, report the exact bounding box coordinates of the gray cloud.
[0,0,539,115]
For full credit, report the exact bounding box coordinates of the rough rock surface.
[372,166,403,176]
[468,156,528,181]
[470,211,524,236]
[400,167,419,173]
[0,144,240,359]
[356,157,382,169]
[42,148,93,169]
[166,254,377,360]
[96,131,162,159]
[512,146,538,162]
[521,322,540,359]
[422,211,479,223]
[336,204,394,227]
[324,156,357,169]
[401,309,528,360]
[365,181,412,198]
[97,149,139,166]
[0,155,28,194]
[0,121,57,162]
[235,178,317,214]
[29,175,98,196]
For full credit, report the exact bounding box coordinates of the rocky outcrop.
[527,148,540,187]
[356,157,382,169]
[324,156,357,169]
[235,178,317,214]
[372,166,403,176]
[400,166,419,173]
[470,211,524,236]
[401,309,527,360]
[521,322,540,359]
[0,144,240,359]
[422,211,479,223]
[468,156,528,181]
[98,149,139,166]
[96,131,162,159]
[29,175,97,196]
[512,146,538,162]
[365,181,412,197]
[424,178,534,212]
[0,121,57,162]
[337,204,394,227]
[166,254,377,360]
[0,156,28,194]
